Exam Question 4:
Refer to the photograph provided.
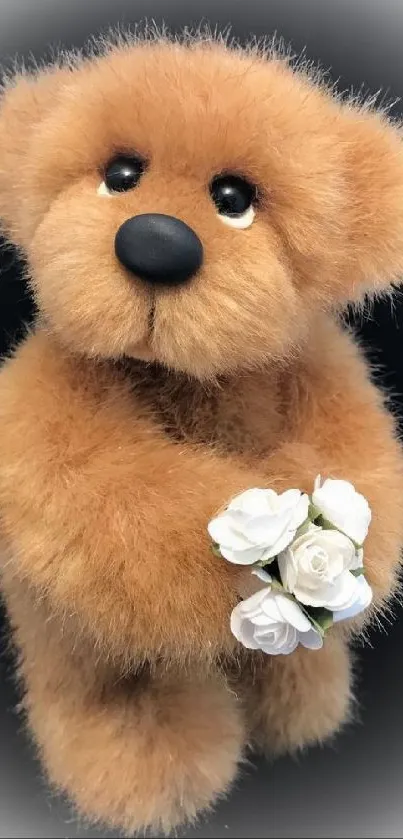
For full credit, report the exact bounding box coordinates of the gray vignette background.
[1,1,403,837]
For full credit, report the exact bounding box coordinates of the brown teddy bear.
[0,30,403,836]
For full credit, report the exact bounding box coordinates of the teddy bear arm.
[0,331,266,663]
[235,324,402,754]
[263,321,403,605]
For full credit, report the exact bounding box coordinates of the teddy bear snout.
[114,212,204,288]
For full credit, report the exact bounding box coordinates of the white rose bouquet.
[208,476,372,655]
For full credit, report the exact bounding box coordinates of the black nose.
[114,213,203,287]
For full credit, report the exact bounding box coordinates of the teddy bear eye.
[209,174,257,229]
[98,155,146,196]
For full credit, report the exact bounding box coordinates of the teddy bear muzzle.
[114,212,204,287]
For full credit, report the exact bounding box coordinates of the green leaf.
[313,610,334,633]
[270,577,286,592]
[256,556,277,567]
[301,606,334,636]
[211,544,222,558]
[298,605,326,637]
[308,502,321,523]
[295,518,313,538]
[351,567,365,577]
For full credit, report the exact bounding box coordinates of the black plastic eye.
[209,174,257,217]
[104,155,146,193]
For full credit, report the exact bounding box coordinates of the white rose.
[312,475,371,546]
[278,525,368,612]
[230,582,323,655]
[333,574,373,623]
[208,487,309,565]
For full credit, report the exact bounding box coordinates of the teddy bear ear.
[338,103,403,299]
[0,66,71,245]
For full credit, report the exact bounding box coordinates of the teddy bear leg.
[4,583,245,836]
[241,636,353,756]
[38,673,245,834]
[27,660,246,835]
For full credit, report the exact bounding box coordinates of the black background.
[1,2,403,837]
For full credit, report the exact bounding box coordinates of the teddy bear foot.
[29,669,245,835]
[240,637,353,757]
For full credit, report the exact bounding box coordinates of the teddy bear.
[0,29,403,836]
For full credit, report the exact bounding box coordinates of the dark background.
[1,2,403,837]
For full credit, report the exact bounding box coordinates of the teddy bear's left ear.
[0,66,72,246]
[338,104,403,298]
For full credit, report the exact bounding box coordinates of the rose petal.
[252,568,273,585]
[259,523,302,561]
[228,488,278,516]
[219,544,267,565]
[299,627,324,650]
[230,610,261,649]
[207,516,255,551]
[259,593,284,622]
[240,510,292,545]
[260,624,299,656]
[312,478,371,545]
[275,593,313,633]
[294,569,360,610]
[277,545,299,593]
[290,492,310,529]
[248,612,275,626]
[313,474,322,492]
[237,588,271,613]
[333,576,373,623]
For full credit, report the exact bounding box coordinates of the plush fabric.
[0,31,402,834]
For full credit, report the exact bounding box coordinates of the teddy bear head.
[1,33,403,379]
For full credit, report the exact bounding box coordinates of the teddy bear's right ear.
[0,66,71,246]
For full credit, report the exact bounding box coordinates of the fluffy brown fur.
[1,30,403,835]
